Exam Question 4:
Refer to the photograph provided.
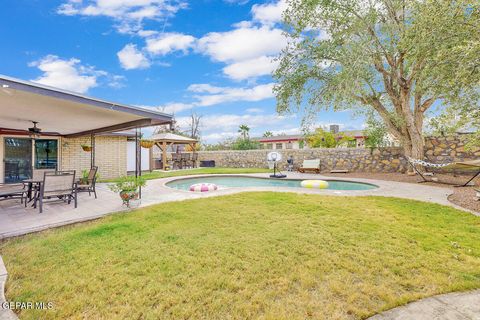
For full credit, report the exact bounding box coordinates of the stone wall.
[61,135,127,179]
[197,148,408,173]
[424,135,479,162]
[196,135,479,173]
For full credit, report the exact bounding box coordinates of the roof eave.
[0,74,172,123]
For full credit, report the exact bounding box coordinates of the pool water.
[166,176,378,191]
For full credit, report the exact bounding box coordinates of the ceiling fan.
[28,121,42,138]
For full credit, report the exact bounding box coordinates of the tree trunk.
[402,124,425,174]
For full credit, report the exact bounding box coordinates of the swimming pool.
[166,176,378,191]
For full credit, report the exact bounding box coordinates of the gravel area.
[324,172,480,213]
[448,187,480,213]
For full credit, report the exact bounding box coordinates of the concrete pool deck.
[0,172,477,240]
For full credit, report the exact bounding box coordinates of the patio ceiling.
[0,75,172,137]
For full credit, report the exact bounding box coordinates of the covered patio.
[0,74,172,214]
[150,132,198,170]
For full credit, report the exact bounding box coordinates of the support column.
[162,141,167,170]
[90,133,96,169]
[135,128,142,199]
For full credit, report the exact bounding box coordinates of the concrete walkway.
[369,290,480,320]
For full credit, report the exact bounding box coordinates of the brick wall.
[61,135,127,179]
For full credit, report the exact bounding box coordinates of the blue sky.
[0,0,365,142]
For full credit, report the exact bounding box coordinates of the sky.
[0,0,365,143]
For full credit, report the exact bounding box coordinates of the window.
[266,143,273,149]
[276,143,283,149]
[35,139,58,169]
[286,142,293,149]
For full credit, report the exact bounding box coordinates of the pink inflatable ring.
[189,183,218,192]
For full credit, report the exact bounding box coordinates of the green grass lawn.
[103,167,270,182]
[1,193,479,319]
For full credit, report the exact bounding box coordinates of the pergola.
[149,132,198,170]
[0,75,173,195]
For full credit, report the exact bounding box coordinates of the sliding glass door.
[34,139,58,169]
[3,138,58,183]
[4,138,32,183]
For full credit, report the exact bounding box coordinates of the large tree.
[274,0,479,160]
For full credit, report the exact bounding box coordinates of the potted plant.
[108,176,146,207]
[140,139,155,149]
[81,144,92,152]
[80,170,89,185]
[79,169,100,185]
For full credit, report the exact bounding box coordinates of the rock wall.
[196,135,478,173]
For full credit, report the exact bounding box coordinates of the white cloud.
[223,55,278,80]
[156,83,275,114]
[246,108,264,113]
[191,83,275,107]
[178,113,286,131]
[251,0,287,25]
[117,44,150,70]
[57,0,187,33]
[197,26,286,63]
[156,102,192,114]
[145,32,195,55]
[29,55,123,94]
[187,84,225,94]
[174,112,294,143]
[29,55,97,93]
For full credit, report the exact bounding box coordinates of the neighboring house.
[254,125,400,150]
[254,135,307,150]
[0,75,172,183]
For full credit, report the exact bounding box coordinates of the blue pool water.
[166,176,378,191]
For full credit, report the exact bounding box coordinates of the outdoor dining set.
[169,153,198,170]
[0,167,98,213]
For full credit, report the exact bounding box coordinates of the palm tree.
[238,124,250,140]
[263,131,273,138]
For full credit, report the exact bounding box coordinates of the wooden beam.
[162,141,167,170]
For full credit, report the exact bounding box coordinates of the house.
[254,134,307,150]
[0,75,172,183]
[255,125,400,150]
[254,126,369,150]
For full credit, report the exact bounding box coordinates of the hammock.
[406,157,480,186]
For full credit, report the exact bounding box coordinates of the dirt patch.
[323,172,479,213]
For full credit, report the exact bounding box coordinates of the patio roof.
[0,75,172,137]
[150,132,198,144]
[149,132,198,171]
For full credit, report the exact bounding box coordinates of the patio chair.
[76,166,98,199]
[298,159,321,173]
[28,169,56,203]
[0,184,27,204]
[36,170,77,213]
[191,153,198,168]
[181,153,191,169]
[32,169,56,181]
[171,153,182,169]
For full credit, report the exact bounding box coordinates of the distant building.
[254,125,399,150]
[254,134,306,150]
